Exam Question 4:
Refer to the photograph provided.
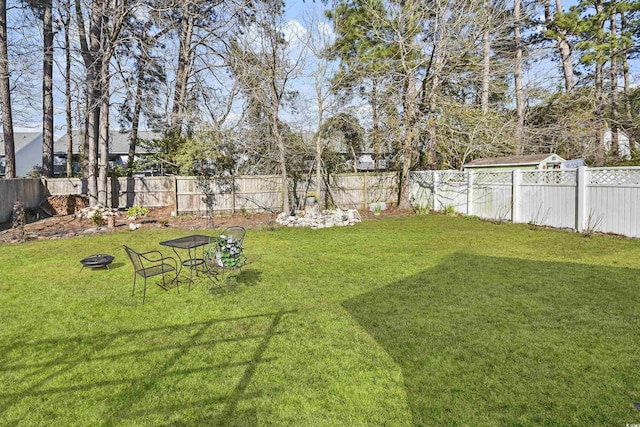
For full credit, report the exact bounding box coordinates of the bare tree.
[230,0,307,213]
[42,0,53,177]
[609,2,619,158]
[594,0,606,166]
[481,0,492,114]
[302,8,337,208]
[76,0,131,205]
[513,0,525,154]
[57,0,74,177]
[0,0,15,178]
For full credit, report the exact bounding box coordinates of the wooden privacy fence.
[0,178,44,222]
[43,172,399,214]
[410,167,640,239]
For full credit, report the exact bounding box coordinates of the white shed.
[463,153,566,172]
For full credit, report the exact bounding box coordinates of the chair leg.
[132,274,137,296]
[143,278,147,304]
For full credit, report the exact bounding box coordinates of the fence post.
[466,171,473,216]
[173,176,179,215]
[512,170,521,223]
[433,171,439,211]
[575,166,587,232]
[110,176,117,208]
[363,172,368,209]
[231,175,236,214]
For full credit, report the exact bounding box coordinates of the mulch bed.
[0,205,409,243]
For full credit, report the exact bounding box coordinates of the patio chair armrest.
[161,255,178,270]
[140,250,176,268]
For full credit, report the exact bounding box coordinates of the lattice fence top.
[521,170,577,185]
[438,171,467,184]
[410,171,434,185]
[473,171,512,185]
[589,169,640,185]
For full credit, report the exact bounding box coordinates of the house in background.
[604,128,637,160]
[0,132,43,177]
[463,153,566,172]
[356,154,389,171]
[53,131,163,176]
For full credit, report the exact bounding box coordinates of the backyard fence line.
[3,168,639,239]
[410,167,640,239]
[42,172,399,216]
[0,178,45,223]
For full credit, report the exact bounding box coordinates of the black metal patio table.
[160,234,210,289]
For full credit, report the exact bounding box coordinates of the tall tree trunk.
[42,0,54,177]
[98,62,110,207]
[609,3,619,159]
[171,8,194,136]
[127,31,150,175]
[272,104,289,213]
[594,0,606,166]
[61,0,74,177]
[421,4,445,171]
[481,0,491,114]
[127,62,145,175]
[97,1,128,205]
[620,10,632,123]
[544,0,575,91]
[372,78,380,169]
[80,92,90,177]
[0,0,15,178]
[76,0,102,206]
[86,84,100,207]
[314,75,324,208]
[513,0,525,154]
[399,72,418,210]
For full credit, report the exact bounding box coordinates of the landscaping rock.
[75,206,120,220]
[276,208,361,228]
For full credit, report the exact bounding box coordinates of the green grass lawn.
[1,215,639,426]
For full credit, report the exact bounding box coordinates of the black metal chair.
[123,245,178,304]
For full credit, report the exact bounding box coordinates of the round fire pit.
[80,254,114,271]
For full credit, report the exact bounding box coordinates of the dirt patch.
[0,205,411,243]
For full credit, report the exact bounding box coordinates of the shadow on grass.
[206,268,262,296]
[343,252,640,426]
[236,268,262,287]
[0,310,295,425]
[108,262,127,270]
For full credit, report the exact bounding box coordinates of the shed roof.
[0,132,42,154]
[54,131,162,155]
[464,153,564,168]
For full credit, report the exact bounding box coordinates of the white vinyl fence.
[410,167,640,238]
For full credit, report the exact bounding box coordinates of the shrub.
[91,210,105,227]
[442,205,457,217]
[126,205,149,219]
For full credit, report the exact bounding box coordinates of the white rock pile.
[276,207,361,228]
[75,206,120,220]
